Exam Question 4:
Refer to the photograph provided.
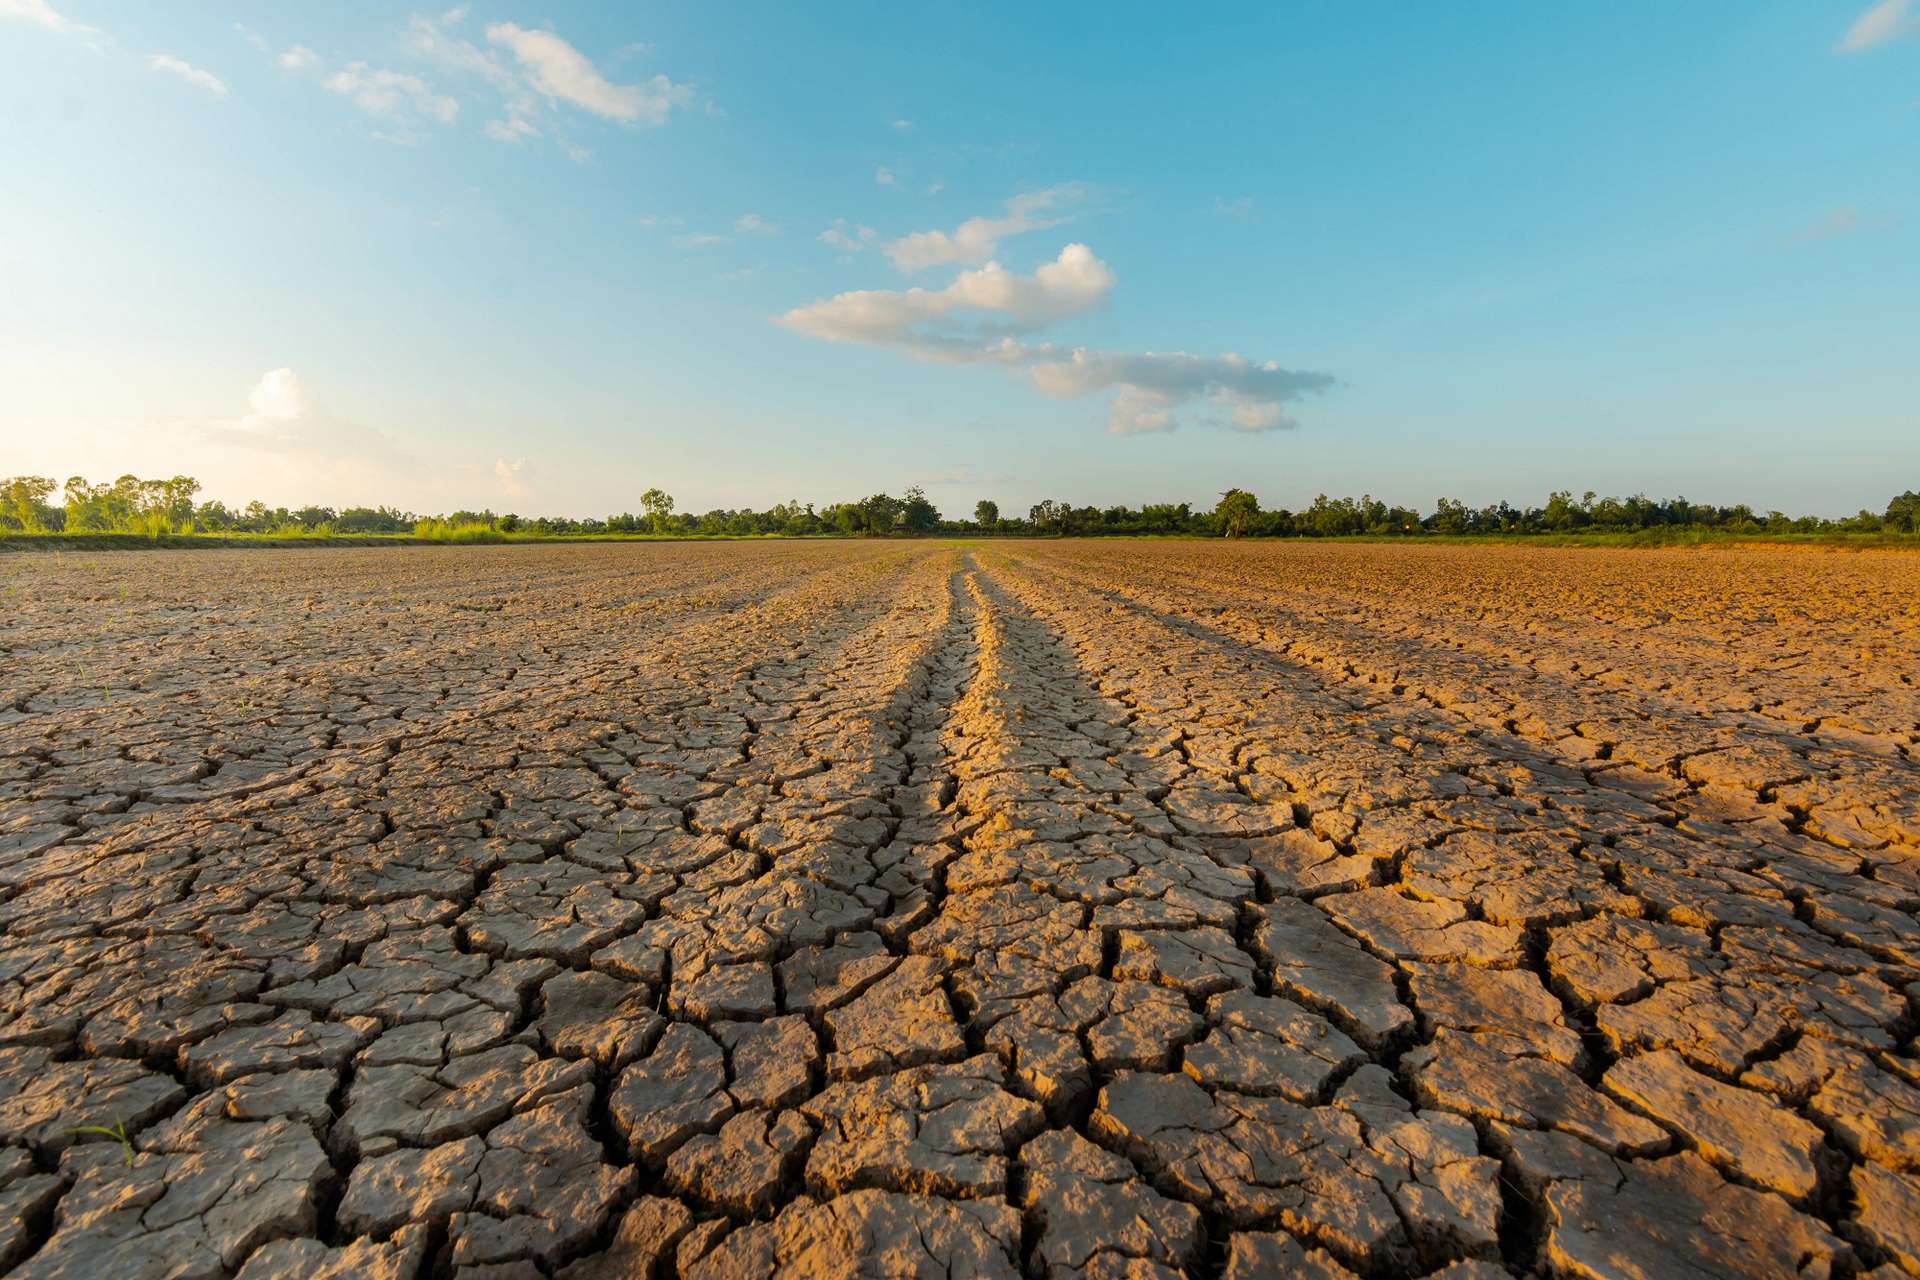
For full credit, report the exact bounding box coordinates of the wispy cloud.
[892,118,913,131]
[875,165,896,187]
[149,54,228,97]
[819,219,879,252]
[1028,350,1334,434]
[674,231,730,248]
[885,184,1091,272]
[0,0,99,40]
[1836,0,1914,51]
[734,213,780,235]
[485,116,538,143]
[486,22,691,124]
[325,62,459,127]
[279,45,319,71]
[378,10,702,148]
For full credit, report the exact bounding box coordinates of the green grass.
[0,528,806,552]
[74,1119,135,1165]
[5,527,1916,552]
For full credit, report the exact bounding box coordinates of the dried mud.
[0,539,1916,1279]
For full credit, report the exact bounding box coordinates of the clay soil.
[1,539,1917,1279]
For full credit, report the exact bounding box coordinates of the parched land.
[1,539,1917,1280]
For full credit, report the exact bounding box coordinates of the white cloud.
[1027,349,1334,434]
[486,22,691,123]
[779,243,1115,351]
[885,184,1089,272]
[674,232,730,248]
[234,23,268,52]
[892,118,913,130]
[407,11,523,95]
[402,12,696,146]
[778,238,1335,436]
[248,368,310,421]
[1836,0,1913,51]
[734,213,779,235]
[205,369,423,493]
[494,456,529,499]
[819,219,879,252]
[325,62,459,124]
[0,0,98,39]
[485,116,538,142]
[279,44,318,71]
[875,165,896,186]
[149,54,228,97]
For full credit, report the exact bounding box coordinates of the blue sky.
[1,1,1915,518]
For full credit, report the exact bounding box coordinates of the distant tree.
[860,492,903,535]
[1886,491,1920,533]
[1215,488,1260,538]
[194,499,237,531]
[1430,497,1471,535]
[974,499,999,529]
[1542,490,1585,531]
[336,505,413,533]
[293,506,337,529]
[901,487,940,533]
[0,476,59,532]
[640,488,675,534]
[828,502,865,535]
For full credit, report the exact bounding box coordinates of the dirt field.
[1,540,1916,1279]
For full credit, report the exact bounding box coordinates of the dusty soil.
[0,539,1916,1279]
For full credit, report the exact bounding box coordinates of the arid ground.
[1,540,1917,1280]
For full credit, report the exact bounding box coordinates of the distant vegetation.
[4,473,1917,545]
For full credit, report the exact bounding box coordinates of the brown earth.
[0,538,1916,1279]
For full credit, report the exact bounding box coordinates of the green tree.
[860,492,902,535]
[1215,488,1260,538]
[901,487,940,533]
[640,487,675,533]
[1430,497,1470,535]
[973,499,999,529]
[1542,490,1585,531]
[0,476,59,532]
[1885,491,1920,533]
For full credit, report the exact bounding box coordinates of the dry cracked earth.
[1,539,1918,1280]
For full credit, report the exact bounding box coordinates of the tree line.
[3,472,1916,541]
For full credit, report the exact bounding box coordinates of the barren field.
[1,539,1917,1280]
